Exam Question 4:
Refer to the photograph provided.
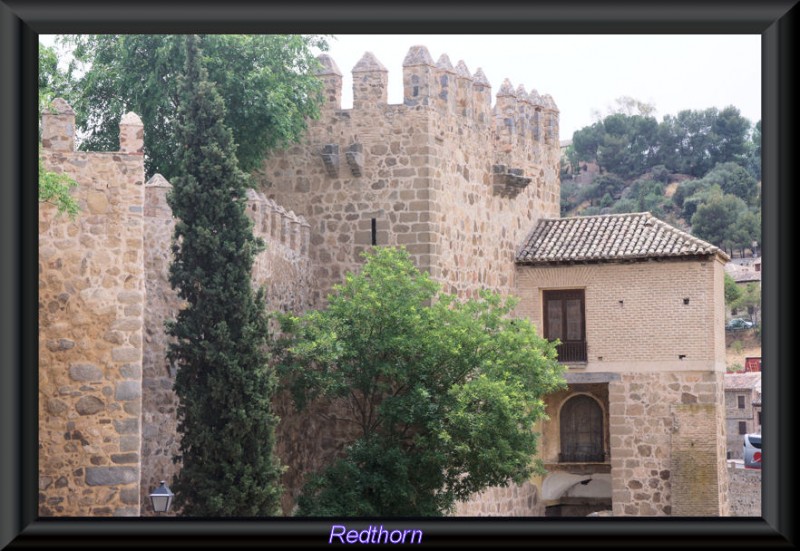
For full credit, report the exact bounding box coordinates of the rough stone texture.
[671,402,729,516]
[452,480,544,516]
[257,47,560,313]
[726,465,761,516]
[39,101,144,516]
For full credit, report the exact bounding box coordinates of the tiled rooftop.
[516,212,727,265]
[724,372,762,391]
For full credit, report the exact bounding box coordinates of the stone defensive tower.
[257,46,562,303]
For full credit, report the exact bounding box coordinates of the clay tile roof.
[724,372,762,390]
[516,212,729,265]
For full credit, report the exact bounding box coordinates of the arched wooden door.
[559,395,604,463]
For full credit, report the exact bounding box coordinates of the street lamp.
[149,480,174,513]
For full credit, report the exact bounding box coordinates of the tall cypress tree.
[166,34,283,516]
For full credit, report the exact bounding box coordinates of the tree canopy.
[275,247,566,516]
[166,35,283,516]
[63,34,327,180]
[39,44,79,217]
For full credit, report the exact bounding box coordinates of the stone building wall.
[515,259,728,516]
[257,46,560,303]
[452,481,544,516]
[607,372,728,516]
[727,466,761,516]
[38,101,146,516]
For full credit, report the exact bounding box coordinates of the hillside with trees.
[561,103,761,258]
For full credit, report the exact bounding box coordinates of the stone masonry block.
[85,466,138,486]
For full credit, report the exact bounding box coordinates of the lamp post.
[149,480,174,513]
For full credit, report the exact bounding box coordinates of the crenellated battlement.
[245,189,311,257]
[314,45,559,152]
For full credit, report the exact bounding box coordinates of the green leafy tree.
[690,192,747,252]
[167,35,283,516]
[732,282,761,326]
[709,106,751,166]
[39,46,79,217]
[275,247,565,516]
[63,34,327,180]
[747,120,761,180]
[724,273,743,305]
[703,162,759,205]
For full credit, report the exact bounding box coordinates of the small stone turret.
[494,78,517,151]
[41,98,76,152]
[455,60,474,119]
[542,93,560,146]
[352,52,388,109]
[316,54,343,110]
[435,54,457,114]
[403,45,436,107]
[472,68,491,125]
[119,112,144,154]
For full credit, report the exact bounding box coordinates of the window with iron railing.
[559,394,605,463]
[543,289,587,363]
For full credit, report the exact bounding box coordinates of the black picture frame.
[2,1,795,548]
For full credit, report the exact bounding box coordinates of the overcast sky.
[41,34,761,140]
[320,34,761,139]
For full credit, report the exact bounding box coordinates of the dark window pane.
[547,299,563,340]
[566,298,582,340]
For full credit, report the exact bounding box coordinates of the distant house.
[515,212,730,516]
[723,372,762,459]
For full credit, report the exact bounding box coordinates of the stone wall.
[39,101,146,516]
[257,46,560,303]
[726,465,761,516]
[607,372,728,516]
[138,179,316,515]
[452,481,544,516]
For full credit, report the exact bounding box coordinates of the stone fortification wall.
[139,179,315,515]
[39,101,146,516]
[258,46,561,302]
[726,465,761,516]
[608,371,728,516]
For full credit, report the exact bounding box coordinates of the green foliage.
[724,273,743,305]
[39,44,75,103]
[731,340,744,355]
[38,152,79,218]
[690,192,747,250]
[728,363,744,373]
[703,162,759,205]
[38,50,80,218]
[63,34,327,180]
[166,35,283,516]
[731,282,761,326]
[657,107,750,176]
[275,247,566,516]
[571,114,659,179]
